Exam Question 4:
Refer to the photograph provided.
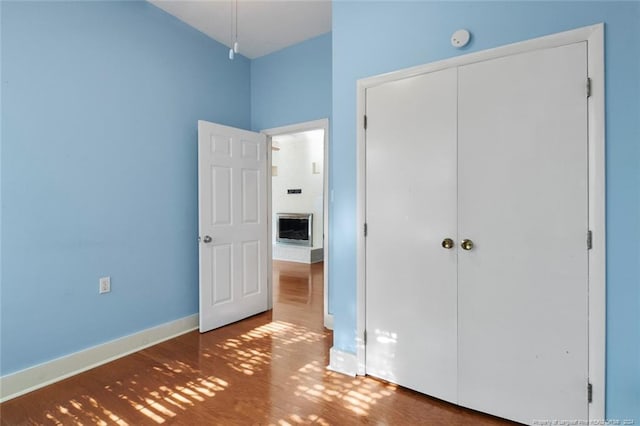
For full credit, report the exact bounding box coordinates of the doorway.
[263,119,332,329]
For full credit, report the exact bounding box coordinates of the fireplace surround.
[276,213,313,246]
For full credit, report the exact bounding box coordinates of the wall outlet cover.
[99,276,111,294]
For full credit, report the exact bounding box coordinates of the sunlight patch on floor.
[272,413,331,426]
[9,319,333,425]
[42,364,232,425]
[215,320,327,376]
[83,395,129,425]
[285,359,399,420]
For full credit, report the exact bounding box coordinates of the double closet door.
[365,42,589,424]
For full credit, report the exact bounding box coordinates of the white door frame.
[355,24,605,419]
[262,118,333,329]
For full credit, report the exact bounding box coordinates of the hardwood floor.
[0,261,514,425]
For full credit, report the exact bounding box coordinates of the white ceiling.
[148,0,332,59]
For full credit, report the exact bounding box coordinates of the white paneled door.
[198,121,268,333]
[365,68,459,403]
[365,42,589,424]
[457,43,589,423]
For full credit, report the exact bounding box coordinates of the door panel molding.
[354,23,605,420]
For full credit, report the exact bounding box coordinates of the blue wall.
[2,0,637,420]
[250,32,332,309]
[331,1,639,421]
[0,0,251,375]
[250,33,332,131]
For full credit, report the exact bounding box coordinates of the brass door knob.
[441,238,454,249]
[461,239,474,251]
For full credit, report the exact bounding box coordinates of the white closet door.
[457,43,589,424]
[365,68,458,403]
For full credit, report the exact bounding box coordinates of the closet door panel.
[365,68,458,403]
[457,43,589,424]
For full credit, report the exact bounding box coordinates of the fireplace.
[276,213,313,246]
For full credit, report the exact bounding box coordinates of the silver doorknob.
[202,235,212,243]
[461,239,474,251]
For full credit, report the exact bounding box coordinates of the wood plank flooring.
[0,261,514,425]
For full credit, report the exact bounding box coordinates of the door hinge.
[588,382,593,403]
[364,223,368,237]
[364,115,368,130]
[587,78,592,98]
[364,330,367,345]
[587,230,593,250]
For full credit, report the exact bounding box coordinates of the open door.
[198,120,268,333]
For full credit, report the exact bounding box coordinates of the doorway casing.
[262,118,333,329]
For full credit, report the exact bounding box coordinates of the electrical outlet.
[99,276,111,294]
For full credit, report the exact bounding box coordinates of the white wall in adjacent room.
[272,129,324,248]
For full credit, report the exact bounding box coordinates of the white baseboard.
[323,313,334,330]
[0,314,199,402]
[310,248,324,264]
[273,244,323,264]
[327,347,358,377]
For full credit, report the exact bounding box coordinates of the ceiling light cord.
[234,0,239,53]
[229,0,239,60]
